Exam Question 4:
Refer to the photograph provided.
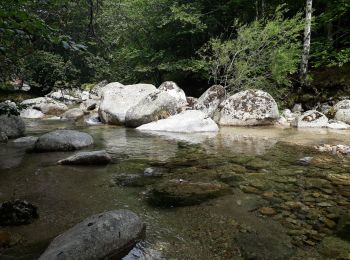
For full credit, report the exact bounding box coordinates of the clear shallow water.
[0,119,349,259]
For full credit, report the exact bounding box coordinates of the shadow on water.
[0,119,349,259]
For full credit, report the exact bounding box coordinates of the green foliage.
[23,51,78,90]
[201,7,304,97]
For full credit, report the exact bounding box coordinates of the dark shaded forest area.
[1,0,349,104]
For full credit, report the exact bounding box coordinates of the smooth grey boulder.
[99,83,156,125]
[13,136,38,148]
[137,110,219,133]
[194,85,226,118]
[158,81,187,106]
[291,110,329,128]
[0,115,26,139]
[61,108,85,121]
[21,97,68,115]
[58,150,111,165]
[218,89,279,126]
[39,210,145,260]
[125,91,178,128]
[20,108,45,119]
[34,130,93,152]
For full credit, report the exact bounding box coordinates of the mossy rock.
[318,236,350,259]
[245,158,271,171]
[149,180,231,207]
[337,214,350,241]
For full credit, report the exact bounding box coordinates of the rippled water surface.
[1,119,349,259]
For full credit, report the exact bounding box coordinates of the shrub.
[200,6,304,99]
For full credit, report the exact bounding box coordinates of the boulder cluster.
[6,80,350,134]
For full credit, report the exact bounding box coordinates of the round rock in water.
[218,89,279,126]
[60,108,85,121]
[58,150,111,165]
[292,110,328,128]
[39,210,145,260]
[34,130,94,152]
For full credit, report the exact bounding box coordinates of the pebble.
[258,207,276,216]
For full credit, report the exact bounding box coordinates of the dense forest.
[1,0,349,103]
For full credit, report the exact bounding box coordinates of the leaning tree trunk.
[300,0,313,85]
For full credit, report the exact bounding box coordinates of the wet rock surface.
[149,179,231,206]
[58,150,111,165]
[34,130,94,152]
[39,210,145,260]
[0,200,38,226]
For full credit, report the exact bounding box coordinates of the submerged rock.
[125,91,179,128]
[21,97,68,115]
[158,81,187,106]
[0,200,38,226]
[39,210,145,260]
[149,179,230,206]
[34,130,94,152]
[137,110,219,133]
[194,85,226,118]
[60,108,85,121]
[319,236,350,259]
[58,150,111,165]
[20,108,44,119]
[292,110,328,128]
[99,83,156,125]
[218,89,279,126]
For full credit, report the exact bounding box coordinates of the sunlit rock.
[217,89,279,126]
[99,83,156,125]
[137,110,219,133]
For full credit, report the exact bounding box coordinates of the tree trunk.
[300,0,312,85]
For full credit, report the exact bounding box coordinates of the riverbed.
[1,119,349,259]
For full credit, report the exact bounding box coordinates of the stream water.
[0,119,349,259]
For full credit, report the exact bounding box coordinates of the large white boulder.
[218,89,279,126]
[137,110,219,133]
[21,97,68,115]
[20,108,44,119]
[99,83,156,125]
[194,85,226,118]
[158,81,187,106]
[125,91,179,128]
[292,110,329,128]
